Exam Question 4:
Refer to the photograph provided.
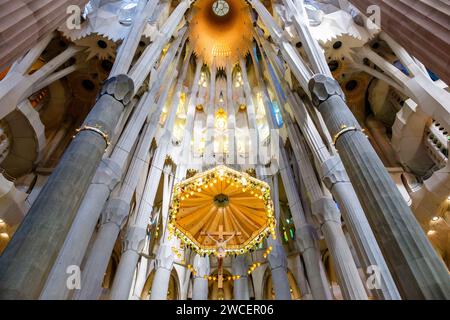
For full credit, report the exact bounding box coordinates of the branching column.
[252,44,332,300]
[40,38,183,300]
[255,32,400,299]
[309,75,450,299]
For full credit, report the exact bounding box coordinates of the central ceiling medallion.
[189,0,253,68]
[212,0,230,16]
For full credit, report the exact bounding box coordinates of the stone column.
[128,0,192,90]
[225,61,237,167]
[110,0,159,77]
[255,34,399,300]
[267,238,291,300]
[251,44,332,300]
[150,164,177,300]
[204,64,217,169]
[178,57,204,176]
[73,119,158,300]
[109,50,193,300]
[40,39,184,300]
[132,235,152,299]
[150,243,174,300]
[312,198,368,300]
[239,57,259,166]
[232,255,250,300]
[192,255,210,300]
[73,199,130,300]
[0,74,134,299]
[309,74,450,299]
[109,226,146,300]
[262,175,292,300]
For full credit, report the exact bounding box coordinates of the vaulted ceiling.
[188,0,254,68]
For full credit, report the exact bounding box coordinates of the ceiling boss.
[189,0,253,68]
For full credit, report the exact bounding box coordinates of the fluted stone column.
[232,255,250,300]
[263,176,292,300]
[108,48,192,300]
[251,45,332,300]
[255,33,399,300]
[178,57,203,176]
[312,198,368,300]
[150,243,175,300]
[110,226,146,300]
[239,57,259,166]
[225,61,237,167]
[40,39,183,300]
[131,234,152,299]
[74,199,130,300]
[192,255,210,300]
[309,74,450,299]
[74,119,158,300]
[267,238,291,300]
[150,163,178,300]
[204,64,217,169]
[0,74,134,299]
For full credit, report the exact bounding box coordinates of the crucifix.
[201,225,241,288]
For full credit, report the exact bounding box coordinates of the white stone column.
[150,243,174,300]
[204,64,217,169]
[267,238,291,300]
[232,255,250,300]
[109,226,146,300]
[239,57,259,167]
[40,39,183,300]
[312,198,368,300]
[250,45,331,299]
[73,120,157,300]
[177,57,203,176]
[109,49,193,300]
[150,164,177,300]
[225,61,237,167]
[192,255,210,300]
[255,33,399,300]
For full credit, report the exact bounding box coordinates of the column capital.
[122,226,146,253]
[311,197,342,225]
[232,255,249,277]
[100,74,135,105]
[267,239,287,271]
[155,243,174,271]
[320,156,350,190]
[92,158,122,191]
[295,223,319,253]
[308,74,345,107]
[193,255,210,278]
[101,198,130,228]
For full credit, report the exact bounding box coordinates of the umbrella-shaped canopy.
[168,165,276,256]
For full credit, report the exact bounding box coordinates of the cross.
[201,225,241,288]
[203,225,238,240]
